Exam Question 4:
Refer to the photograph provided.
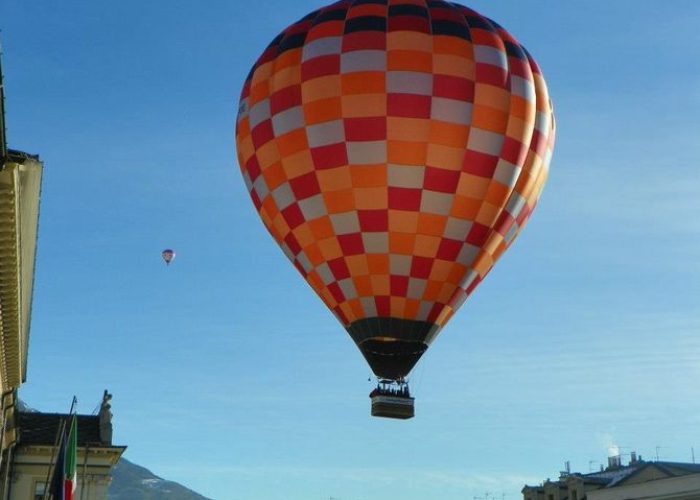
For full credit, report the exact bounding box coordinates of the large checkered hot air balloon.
[236,0,555,418]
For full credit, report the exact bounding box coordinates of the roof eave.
[0,152,42,389]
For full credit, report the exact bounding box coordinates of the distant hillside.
[109,458,214,500]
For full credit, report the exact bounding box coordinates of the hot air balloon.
[162,249,175,266]
[236,0,555,418]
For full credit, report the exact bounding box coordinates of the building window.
[33,481,46,500]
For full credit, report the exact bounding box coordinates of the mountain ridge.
[109,457,215,500]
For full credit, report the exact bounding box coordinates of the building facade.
[0,56,125,499]
[0,55,44,485]
[2,392,125,500]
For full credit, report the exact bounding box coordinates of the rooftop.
[17,411,109,447]
[525,458,700,494]
[581,461,700,488]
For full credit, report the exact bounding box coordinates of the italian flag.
[64,416,77,500]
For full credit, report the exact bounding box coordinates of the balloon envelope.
[236,0,555,380]
[162,249,175,265]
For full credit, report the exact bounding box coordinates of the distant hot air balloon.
[235,0,555,418]
[162,249,175,266]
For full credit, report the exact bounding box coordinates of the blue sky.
[2,1,700,499]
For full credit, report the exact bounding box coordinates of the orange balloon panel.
[236,0,555,379]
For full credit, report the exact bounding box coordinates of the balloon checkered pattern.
[236,0,555,379]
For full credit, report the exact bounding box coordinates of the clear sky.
[2,1,699,499]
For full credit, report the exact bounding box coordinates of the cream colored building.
[0,57,43,480]
[0,58,125,499]
[4,395,125,500]
[523,455,700,500]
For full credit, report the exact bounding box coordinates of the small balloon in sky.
[161,249,175,266]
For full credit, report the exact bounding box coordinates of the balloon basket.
[370,394,415,420]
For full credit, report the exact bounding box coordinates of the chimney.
[607,455,622,469]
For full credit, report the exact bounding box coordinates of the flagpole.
[68,396,77,417]
[64,410,78,500]
[42,419,66,500]
[43,396,77,500]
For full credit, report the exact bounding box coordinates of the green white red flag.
[64,416,77,500]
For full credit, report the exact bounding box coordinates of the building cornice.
[15,444,127,465]
[0,153,42,389]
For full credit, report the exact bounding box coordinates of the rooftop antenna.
[560,461,571,478]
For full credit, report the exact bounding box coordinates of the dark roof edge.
[18,443,127,452]
[0,50,6,159]
[6,149,40,162]
[17,411,97,419]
